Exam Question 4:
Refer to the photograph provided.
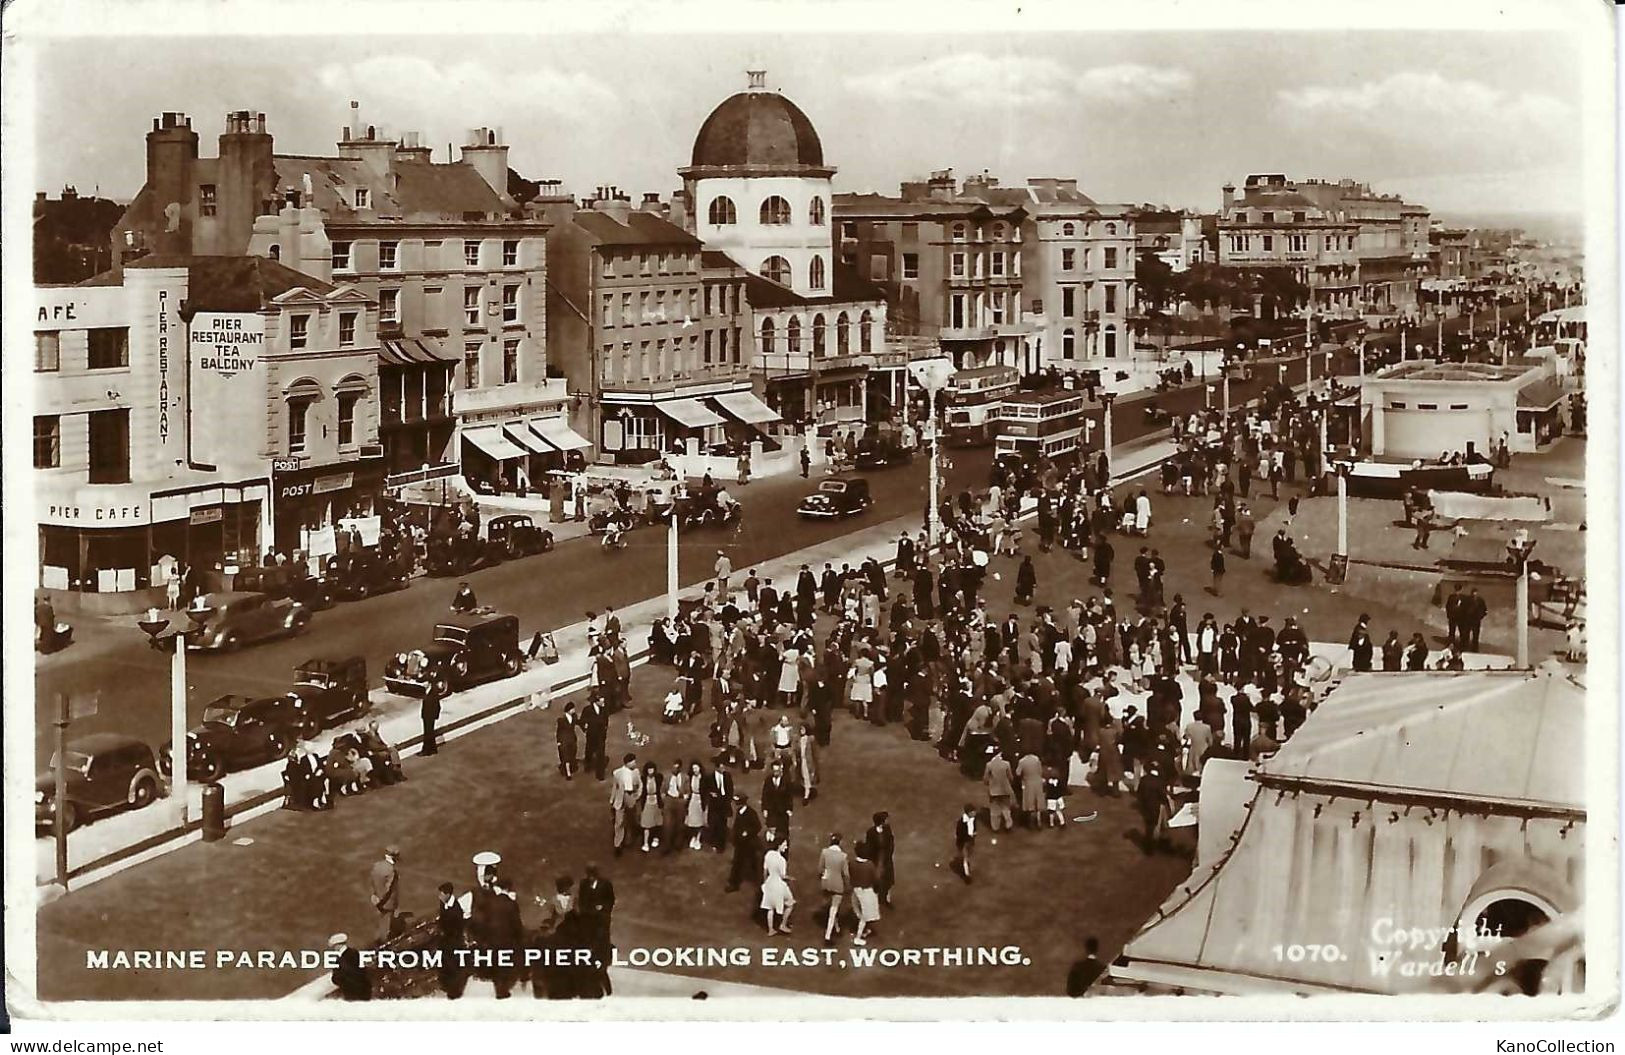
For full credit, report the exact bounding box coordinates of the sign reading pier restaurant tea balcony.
[189,312,266,466]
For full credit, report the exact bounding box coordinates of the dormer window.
[354,187,370,210]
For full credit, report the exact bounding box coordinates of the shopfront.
[271,458,388,565]
[38,478,269,613]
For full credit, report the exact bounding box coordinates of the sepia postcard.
[2,0,1616,1032]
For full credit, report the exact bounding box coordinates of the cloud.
[847,55,1191,109]
[1277,72,1572,156]
[314,56,616,135]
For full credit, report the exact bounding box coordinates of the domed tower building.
[681,71,834,298]
[679,72,895,430]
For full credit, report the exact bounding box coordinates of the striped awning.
[503,421,553,454]
[378,338,456,365]
[658,398,725,429]
[531,417,591,451]
[712,390,780,425]
[462,425,526,460]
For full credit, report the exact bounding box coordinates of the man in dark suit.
[1066,936,1105,996]
[951,803,977,884]
[760,761,797,835]
[725,794,763,893]
[555,703,578,780]
[576,864,615,996]
[580,696,609,780]
[1463,588,1487,651]
[704,767,735,851]
[820,562,840,612]
[859,812,897,907]
[758,579,779,618]
[435,882,467,999]
[487,877,526,999]
[420,689,441,756]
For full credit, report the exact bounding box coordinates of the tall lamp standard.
[1334,461,1351,560]
[1220,362,1232,419]
[138,600,211,824]
[1506,531,1538,668]
[1100,391,1117,481]
[908,356,956,550]
[667,505,679,619]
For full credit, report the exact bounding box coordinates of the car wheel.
[60,802,79,834]
[196,752,224,782]
[268,731,293,760]
[296,716,321,741]
[158,750,173,776]
[541,532,554,552]
[221,632,241,652]
[355,582,370,600]
[288,612,310,636]
[130,777,157,809]
[431,678,450,699]
[503,653,520,676]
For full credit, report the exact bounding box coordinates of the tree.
[1135,251,1178,312]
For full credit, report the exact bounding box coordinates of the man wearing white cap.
[329,933,370,1000]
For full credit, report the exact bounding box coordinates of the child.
[1043,765,1067,828]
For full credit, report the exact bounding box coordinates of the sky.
[26,27,1588,218]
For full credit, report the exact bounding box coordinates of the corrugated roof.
[82,254,335,312]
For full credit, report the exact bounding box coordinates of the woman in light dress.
[849,652,876,720]
[685,760,708,849]
[797,722,819,802]
[760,838,795,936]
[777,645,802,708]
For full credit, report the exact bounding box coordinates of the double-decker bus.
[994,389,1092,468]
[944,365,1020,446]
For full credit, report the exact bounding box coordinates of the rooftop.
[1374,361,1532,384]
[82,254,337,312]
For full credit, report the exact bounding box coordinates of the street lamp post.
[1506,532,1537,668]
[908,357,956,550]
[139,602,210,824]
[1100,391,1116,481]
[1335,461,1350,559]
[667,506,679,618]
[1220,363,1231,418]
[1303,302,1315,389]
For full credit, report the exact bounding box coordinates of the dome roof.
[689,90,826,171]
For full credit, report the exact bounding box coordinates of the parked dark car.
[673,487,741,530]
[324,549,410,601]
[188,591,311,652]
[284,656,370,738]
[159,694,299,782]
[486,514,555,559]
[383,610,523,699]
[854,425,916,469]
[797,476,873,519]
[235,564,333,612]
[36,733,163,833]
[424,531,501,577]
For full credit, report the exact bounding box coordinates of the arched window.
[836,312,850,355]
[335,374,369,447]
[1062,328,1075,360]
[760,317,776,355]
[808,197,826,226]
[952,223,966,241]
[992,223,1005,239]
[761,255,792,286]
[759,196,791,225]
[1106,223,1117,236]
[859,310,873,355]
[812,314,827,356]
[708,196,737,225]
[787,316,802,355]
[808,255,826,290]
[1061,223,1075,237]
[283,377,324,455]
[1104,324,1118,358]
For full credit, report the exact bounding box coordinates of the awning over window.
[712,390,780,425]
[658,398,726,429]
[503,422,553,454]
[531,417,591,451]
[378,338,456,365]
[462,425,527,460]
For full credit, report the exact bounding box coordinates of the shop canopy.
[658,398,726,429]
[712,390,781,425]
[462,425,527,461]
[530,417,591,451]
[378,338,456,365]
[503,421,553,454]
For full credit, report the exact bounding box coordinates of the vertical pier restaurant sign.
[190,312,266,465]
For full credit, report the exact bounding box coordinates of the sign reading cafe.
[189,312,267,466]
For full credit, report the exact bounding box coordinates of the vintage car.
[424,530,502,577]
[382,610,523,699]
[284,656,370,738]
[188,591,311,652]
[159,694,299,782]
[797,476,873,520]
[234,564,333,612]
[854,425,916,469]
[324,549,410,601]
[36,733,163,833]
[486,513,555,559]
[672,486,741,531]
